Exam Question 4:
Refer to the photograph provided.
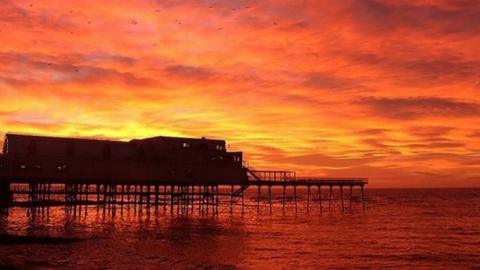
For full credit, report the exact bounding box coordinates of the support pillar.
[349,185,353,209]
[268,185,272,214]
[361,185,365,212]
[0,182,12,207]
[328,185,333,212]
[293,184,297,214]
[230,185,234,214]
[257,185,261,213]
[307,185,311,213]
[340,185,344,213]
[318,185,322,214]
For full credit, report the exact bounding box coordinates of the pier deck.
[1,174,367,214]
[251,178,367,186]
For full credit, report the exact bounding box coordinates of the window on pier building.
[211,155,224,161]
[182,142,190,148]
[15,163,41,171]
[57,163,68,171]
[216,144,224,151]
[33,164,42,171]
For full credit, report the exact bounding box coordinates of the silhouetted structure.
[0,133,367,213]
[0,133,246,185]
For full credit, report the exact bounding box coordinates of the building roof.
[2,133,227,158]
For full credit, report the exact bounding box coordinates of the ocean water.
[0,188,479,269]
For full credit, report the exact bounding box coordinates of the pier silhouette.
[0,133,367,213]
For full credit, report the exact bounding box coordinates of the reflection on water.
[1,189,480,269]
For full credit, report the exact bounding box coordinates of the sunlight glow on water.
[1,189,479,269]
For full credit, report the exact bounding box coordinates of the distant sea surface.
[0,188,479,269]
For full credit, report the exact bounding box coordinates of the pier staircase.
[245,166,262,181]
[244,164,296,183]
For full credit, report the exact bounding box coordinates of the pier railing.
[245,167,296,182]
[245,167,368,185]
[295,177,368,185]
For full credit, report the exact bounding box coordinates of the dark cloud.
[413,170,454,179]
[409,126,453,137]
[164,65,213,80]
[357,97,480,119]
[407,142,465,149]
[406,152,480,166]
[467,131,480,137]
[0,52,154,87]
[302,72,361,91]
[83,53,136,66]
[396,58,480,85]
[355,128,390,136]
[341,50,480,86]
[0,0,76,31]
[345,0,480,35]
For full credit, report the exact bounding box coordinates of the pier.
[2,171,367,214]
[0,133,368,213]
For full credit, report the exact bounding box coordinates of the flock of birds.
[25,3,280,33]
[49,4,276,30]
[26,3,278,67]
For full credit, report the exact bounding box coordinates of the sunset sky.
[1,0,479,187]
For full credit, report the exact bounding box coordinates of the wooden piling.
[349,185,353,209]
[241,187,245,215]
[328,185,333,212]
[163,185,167,211]
[293,184,297,214]
[257,185,261,212]
[268,185,272,214]
[230,185,234,213]
[361,185,365,212]
[307,185,311,213]
[318,185,322,214]
[340,185,344,212]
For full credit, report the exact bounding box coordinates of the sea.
[0,188,479,270]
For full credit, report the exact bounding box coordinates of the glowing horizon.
[1,0,479,187]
